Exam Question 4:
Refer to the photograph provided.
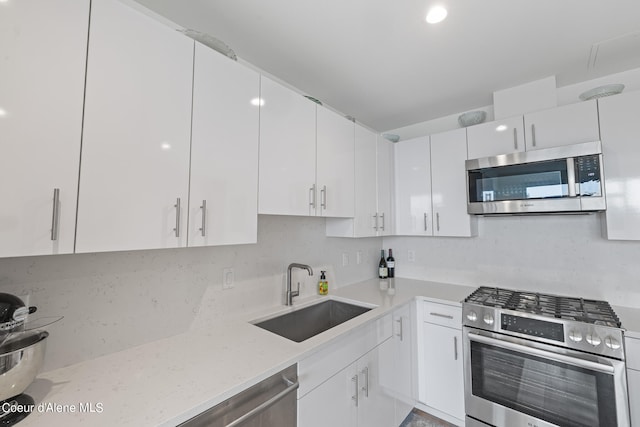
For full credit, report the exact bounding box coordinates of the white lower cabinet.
[629,369,640,426]
[297,314,394,427]
[383,302,416,425]
[626,336,640,426]
[298,344,395,427]
[417,300,465,425]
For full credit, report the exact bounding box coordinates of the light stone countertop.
[20,278,474,427]
[19,278,640,426]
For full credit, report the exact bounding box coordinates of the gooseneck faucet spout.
[286,263,313,306]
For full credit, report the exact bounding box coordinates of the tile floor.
[399,408,458,427]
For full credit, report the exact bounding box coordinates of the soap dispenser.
[318,271,328,295]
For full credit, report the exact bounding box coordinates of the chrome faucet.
[286,263,313,306]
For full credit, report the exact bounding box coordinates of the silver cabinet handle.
[373,213,378,230]
[430,312,454,319]
[174,198,181,237]
[436,212,440,232]
[396,317,404,341]
[50,188,60,241]
[309,184,316,208]
[531,123,537,147]
[351,375,359,407]
[380,213,385,231]
[320,185,327,209]
[423,212,428,231]
[360,367,369,398]
[513,128,518,150]
[454,336,458,360]
[199,200,206,237]
[225,376,299,427]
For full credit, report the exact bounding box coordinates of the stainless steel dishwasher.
[178,364,298,427]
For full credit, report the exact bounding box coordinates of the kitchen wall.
[0,215,381,371]
[384,213,640,308]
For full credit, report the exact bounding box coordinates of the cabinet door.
[377,137,394,236]
[357,345,396,427]
[394,136,432,235]
[316,107,355,218]
[298,363,357,427]
[393,304,415,424]
[0,0,89,257]
[188,42,259,247]
[353,125,378,236]
[467,115,525,159]
[599,91,640,240]
[523,100,600,150]
[421,323,464,421]
[628,369,640,427]
[258,76,317,216]
[76,0,193,253]
[431,128,477,237]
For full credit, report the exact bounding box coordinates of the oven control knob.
[483,313,494,325]
[466,311,478,322]
[586,334,601,347]
[604,336,621,350]
[568,330,583,342]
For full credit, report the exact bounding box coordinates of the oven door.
[464,328,630,427]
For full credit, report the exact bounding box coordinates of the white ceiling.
[133,0,640,131]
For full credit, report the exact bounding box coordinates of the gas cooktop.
[462,286,625,358]
[464,286,621,327]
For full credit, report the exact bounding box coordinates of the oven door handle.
[468,332,615,374]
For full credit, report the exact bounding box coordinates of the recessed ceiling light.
[426,6,448,24]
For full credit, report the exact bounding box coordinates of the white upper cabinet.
[523,100,600,150]
[467,116,525,159]
[377,136,394,236]
[75,0,193,253]
[394,136,432,236]
[353,125,378,237]
[325,126,393,237]
[598,91,640,240]
[258,76,317,216]
[0,0,89,257]
[431,128,477,237]
[188,42,260,247]
[316,107,355,218]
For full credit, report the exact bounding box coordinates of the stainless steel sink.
[253,300,372,342]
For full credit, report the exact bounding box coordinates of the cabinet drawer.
[298,313,392,398]
[626,336,640,371]
[422,301,461,329]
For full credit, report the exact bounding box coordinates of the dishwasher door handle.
[225,377,299,427]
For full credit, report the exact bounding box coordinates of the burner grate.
[465,286,621,327]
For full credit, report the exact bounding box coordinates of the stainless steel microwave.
[465,141,606,215]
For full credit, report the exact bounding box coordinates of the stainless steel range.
[462,286,630,427]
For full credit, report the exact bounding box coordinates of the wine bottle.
[387,249,395,278]
[378,250,388,279]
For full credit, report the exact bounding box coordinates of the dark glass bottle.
[378,249,388,279]
[386,249,395,278]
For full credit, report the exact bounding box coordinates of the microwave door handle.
[567,157,577,197]
[467,332,614,374]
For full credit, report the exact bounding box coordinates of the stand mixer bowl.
[0,330,48,402]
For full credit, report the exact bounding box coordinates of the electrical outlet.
[342,253,349,266]
[223,268,234,289]
[356,251,362,265]
[408,250,415,262]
